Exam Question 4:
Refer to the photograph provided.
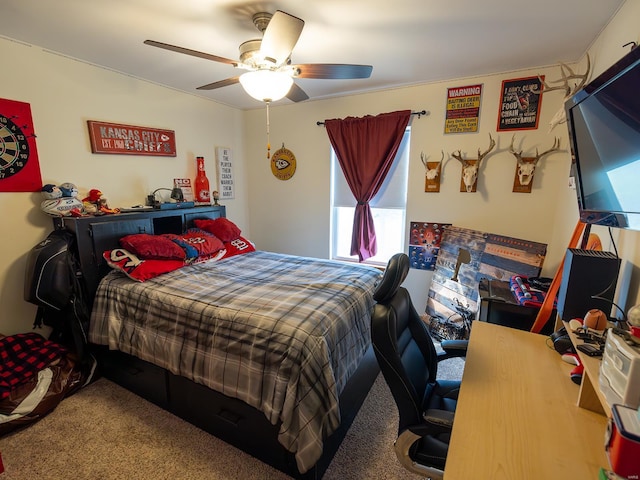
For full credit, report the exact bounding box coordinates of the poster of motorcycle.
[496,76,544,131]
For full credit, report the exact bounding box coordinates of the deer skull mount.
[539,54,591,132]
[509,135,560,193]
[421,151,444,192]
[452,134,496,193]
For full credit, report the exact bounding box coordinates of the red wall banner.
[87,120,176,156]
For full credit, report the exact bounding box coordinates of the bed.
[53,206,382,479]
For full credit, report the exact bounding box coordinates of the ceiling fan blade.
[144,40,238,66]
[291,64,373,80]
[286,82,309,102]
[260,11,304,66]
[196,76,240,90]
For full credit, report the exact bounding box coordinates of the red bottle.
[194,156,211,203]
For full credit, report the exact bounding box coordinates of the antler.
[539,54,591,98]
[535,137,561,160]
[477,133,496,164]
[451,150,468,166]
[510,135,560,164]
[420,151,427,166]
[509,134,523,161]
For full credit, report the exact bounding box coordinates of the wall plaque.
[87,120,176,156]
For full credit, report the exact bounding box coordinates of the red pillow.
[162,229,225,261]
[120,234,186,261]
[194,218,241,242]
[103,249,184,282]
[220,236,256,259]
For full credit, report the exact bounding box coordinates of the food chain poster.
[444,84,483,134]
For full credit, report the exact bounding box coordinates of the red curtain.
[325,110,411,261]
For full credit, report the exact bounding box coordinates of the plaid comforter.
[89,250,381,473]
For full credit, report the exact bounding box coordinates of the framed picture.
[497,76,544,131]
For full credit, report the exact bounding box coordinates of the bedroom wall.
[1,1,638,336]
[243,0,640,314]
[0,37,248,335]
[243,66,572,311]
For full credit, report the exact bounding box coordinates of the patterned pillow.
[162,229,225,261]
[194,218,241,242]
[103,249,184,282]
[220,236,256,259]
[119,234,186,260]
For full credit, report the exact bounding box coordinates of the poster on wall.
[408,221,451,270]
[87,120,176,156]
[444,84,483,134]
[215,146,235,200]
[0,98,43,192]
[496,76,544,131]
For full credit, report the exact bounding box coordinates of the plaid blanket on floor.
[0,333,68,400]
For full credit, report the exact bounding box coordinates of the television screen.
[566,47,640,230]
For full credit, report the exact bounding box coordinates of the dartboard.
[0,114,29,180]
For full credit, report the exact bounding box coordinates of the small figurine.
[212,190,220,206]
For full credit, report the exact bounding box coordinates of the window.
[330,128,410,266]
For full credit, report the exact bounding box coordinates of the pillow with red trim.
[220,236,256,259]
[103,249,184,282]
[162,229,225,261]
[194,218,241,242]
[119,234,186,261]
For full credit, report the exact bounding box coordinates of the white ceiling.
[0,0,626,110]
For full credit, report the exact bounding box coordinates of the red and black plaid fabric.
[0,333,68,400]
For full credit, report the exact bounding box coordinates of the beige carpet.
[0,359,464,480]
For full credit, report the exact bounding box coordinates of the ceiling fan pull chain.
[266,101,271,159]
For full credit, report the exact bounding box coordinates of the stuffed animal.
[40,183,83,217]
[82,188,120,215]
[59,182,79,199]
[40,184,62,200]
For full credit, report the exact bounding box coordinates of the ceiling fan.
[144,10,373,103]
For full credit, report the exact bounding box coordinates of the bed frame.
[53,206,379,479]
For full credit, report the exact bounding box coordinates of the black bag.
[24,229,75,311]
[24,230,90,360]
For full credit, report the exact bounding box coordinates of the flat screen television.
[565,46,640,230]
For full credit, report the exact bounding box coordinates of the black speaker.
[556,248,621,321]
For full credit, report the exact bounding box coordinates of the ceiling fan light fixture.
[239,70,293,102]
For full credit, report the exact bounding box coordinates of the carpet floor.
[0,358,464,480]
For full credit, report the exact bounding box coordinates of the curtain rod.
[316,110,429,126]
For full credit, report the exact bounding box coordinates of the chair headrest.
[373,253,410,303]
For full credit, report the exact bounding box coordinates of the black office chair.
[371,253,467,479]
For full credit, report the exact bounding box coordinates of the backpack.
[23,229,90,361]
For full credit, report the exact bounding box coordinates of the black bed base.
[91,344,379,479]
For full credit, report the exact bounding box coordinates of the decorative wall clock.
[0,98,43,192]
[270,144,296,181]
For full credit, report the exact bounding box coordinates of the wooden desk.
[445,322,608,480]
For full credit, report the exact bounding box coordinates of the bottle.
[194,156,211,203]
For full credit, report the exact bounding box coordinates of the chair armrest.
[438,339,468,360]
[405,408,455,438]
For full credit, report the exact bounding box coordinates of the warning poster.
[444,84,483,134]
